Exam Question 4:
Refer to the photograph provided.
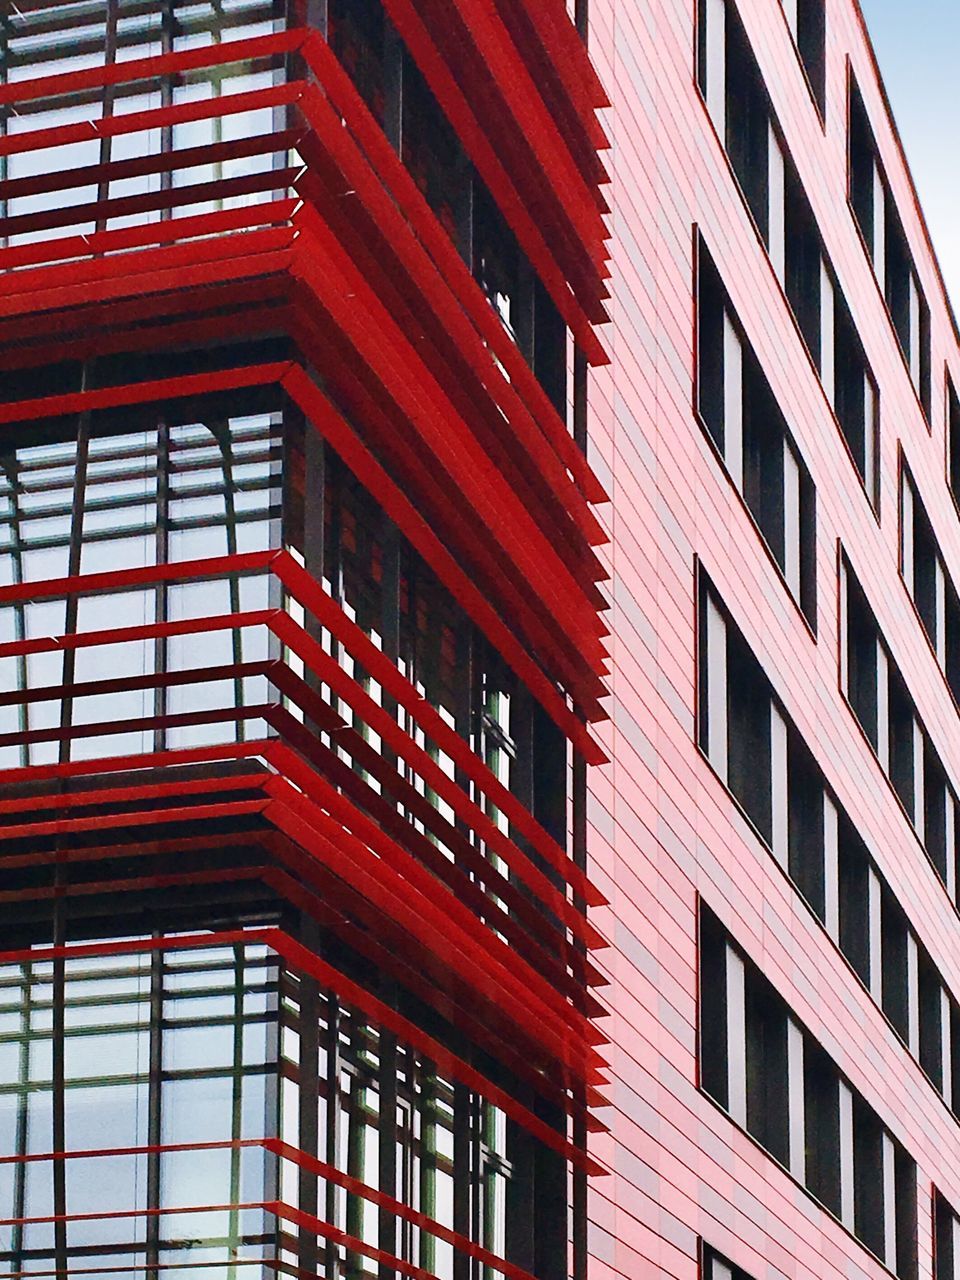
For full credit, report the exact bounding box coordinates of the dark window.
[849,79,878,257]
[724,8,769,237]
[704,1244,757,1280]
[834,289,880,508]
[804,1039,841,1215]
[919,954,944,1091]
[948,374,960,507]
[788,732,825,916]
[745,974,789,1164]
[849,73,932,422]
[853,1097,886,1260]
[699,906,730,1109]
[696,237,818,622]
[880,895,909,1043]
[784,166,823,361]
[699,904,918,1280]
[789,0,826,115]
[329,0,387,125]
[935,1191,959,1280]
[727,628,772,844]
[838,816,872,987]
[845,568,879,748]
[888,668,916,821]
[400,52,472,258]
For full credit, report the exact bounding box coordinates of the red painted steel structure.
[14,1,960,1279]
[0,1,611,1277]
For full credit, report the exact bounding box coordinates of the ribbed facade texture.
[0,1,609,1275]
[2,1,959,1279]
[587,1,960,1278]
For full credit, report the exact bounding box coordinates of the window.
[697,579,773,843]
[948,372,960,507]
[697,0,879,508]
[698,903,918,1279]
[701,568,960,1119]
[782,0,826,115]
[833,287,880,508]
[901,459,960,723]
[703,1245,757,1280]
[696,236,817,623]
[935,1190,960,1280]
[849,75,932,422]
[841,552,960,895]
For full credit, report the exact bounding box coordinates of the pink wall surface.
[585,1,960,1276]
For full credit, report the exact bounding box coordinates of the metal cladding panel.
[587,0,960,1278]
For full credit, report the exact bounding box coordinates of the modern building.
[1,1,959,1280]
[0,0,609,1275]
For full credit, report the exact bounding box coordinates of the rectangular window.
[901,458,960,718]
[782,0,826,115]
[841,553,960,898]
[696,237,817,621]
[849,74,932,422]
[880,895,909,1043]
[699,903,918,1279]
[935,1191,960,1280]
[703,1245,756,1280]
[948,372,960,508]
[833,287,880,508]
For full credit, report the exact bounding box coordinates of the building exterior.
[586,1,960,1279]
[0,1,609,1275]
[3,1,960,1280]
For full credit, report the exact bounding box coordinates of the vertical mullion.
[95,0,120,229]
[52,904,67,1275]
[216,423,246,740]
[452,1083,471,1280]
[227,946,246,1278]
[11,965,31,1273]
[325,995,342,1280]
[145,946,163,1273]
[378,1022,399,1276]
[60,364,94,766]
[153,421,171,752]
[2,459,30,766]
[297,936,321,1274]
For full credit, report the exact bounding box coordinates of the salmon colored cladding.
[586,0,960,1277]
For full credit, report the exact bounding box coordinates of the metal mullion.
[2,457,31,767]
[325,994,342,1280]
[51,907,67,1276]
[95,0,120,234]
[0,6,8,249]
[452,1083,471,1280]
[377,1015,398,1279]
[296,922,321,1276]
[227,945,246,1278]
[58,381,93,767]
[154,420,171,753]
[10,965,32,1272]
[215,421,246,741]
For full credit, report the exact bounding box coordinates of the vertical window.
[849,74,932,423]
[833,289,880,508]
[704,1245,757,1280]
[782,0,826,115]
[696,238,817,622]
[948,372,960,508]
[935,1191,960,1280]
[698,904,918,1279]
[697,577,773,842]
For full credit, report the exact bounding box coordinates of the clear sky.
[858,0,960,312]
